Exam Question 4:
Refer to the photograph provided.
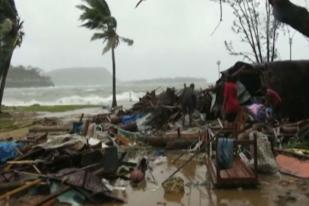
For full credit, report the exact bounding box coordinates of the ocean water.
[3,82,205,106]
[3,85,144,106]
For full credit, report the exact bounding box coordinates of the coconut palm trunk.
[0,51,13,112]
[111,46,117,107]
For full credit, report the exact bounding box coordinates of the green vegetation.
[7,65,54,88]
[287,140,309,150]
[285,125,309,150]
[0,113,15,131]
[3,105,99,113]
[0,112,32,133]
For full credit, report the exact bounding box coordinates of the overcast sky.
[12,0,309,82]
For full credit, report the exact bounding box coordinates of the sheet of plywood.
[276,154,309,179]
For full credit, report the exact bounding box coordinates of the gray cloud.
[12,0,309,82]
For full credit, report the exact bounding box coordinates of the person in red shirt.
[222,76,240,124]
[266,88,282,107]
[265,88,282,119]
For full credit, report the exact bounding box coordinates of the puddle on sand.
[96,152,309,206]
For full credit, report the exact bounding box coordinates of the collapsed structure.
[0,60,309,205]
[213,60,309,120]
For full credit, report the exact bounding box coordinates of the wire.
[210,0,223,36]
[210,21,222,36]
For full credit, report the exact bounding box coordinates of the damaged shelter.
[212,60,309,121]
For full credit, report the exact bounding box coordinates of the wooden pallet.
[205,129,258,188]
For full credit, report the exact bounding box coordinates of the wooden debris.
[0,179,42,202]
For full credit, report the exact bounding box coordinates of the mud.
[98,153,309,206]
[2,110,309,206]
[13,153,309,206]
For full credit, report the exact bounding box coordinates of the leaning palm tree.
[77,0,133,108]
[0,0,24,112]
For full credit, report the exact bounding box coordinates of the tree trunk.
[111,47,117,108]
[0,51,13,113]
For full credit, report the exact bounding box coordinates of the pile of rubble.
[0,131,138,205]
[1,83,309,205]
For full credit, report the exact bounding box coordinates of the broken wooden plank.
[0,179,42,201]
[7,160,46,165]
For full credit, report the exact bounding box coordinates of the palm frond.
[91,32,108,41]
[119,36,134,46]
[135,0,145,8]
[0,0,18,20]
[0,1,24,47]
[15,18,24,47]
[77,0,133,54]
[77,0,117,32]
[102,34,119,54]
[84,0,111,16]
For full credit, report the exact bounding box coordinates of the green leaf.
[120,36,134,46]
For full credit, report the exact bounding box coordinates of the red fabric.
[224,82,240,113]
[267,89,282,107]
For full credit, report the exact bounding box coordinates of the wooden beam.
[0,179,42,201]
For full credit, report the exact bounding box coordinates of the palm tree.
[77,0,133,108]
[0,0,24,112]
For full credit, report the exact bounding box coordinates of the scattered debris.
[162,177,185,193]
[2,74,309,205]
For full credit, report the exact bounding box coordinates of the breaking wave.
[3,90,145,106]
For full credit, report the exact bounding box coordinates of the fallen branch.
[269,0,309,37]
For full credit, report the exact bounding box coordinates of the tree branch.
[269,0,309,37]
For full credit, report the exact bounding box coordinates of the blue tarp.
[72,122,83,134]
[121,114,143,125]
[0,141,22,164]
[217,138,234,169]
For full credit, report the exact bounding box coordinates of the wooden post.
[253,134,258,178]
[216,137,220,182]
